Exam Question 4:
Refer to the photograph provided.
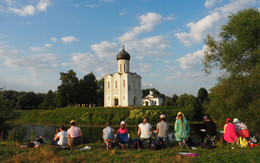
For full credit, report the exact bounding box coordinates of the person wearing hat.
[67,120,83,147]
[233,118,250,138]
[156,114,169,144]
[174,112,190,145]
[200,115,217,144]
[117,121,129,147]
[223,118,238,143]
[138,117,154,140]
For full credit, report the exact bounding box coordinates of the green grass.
[1,140,259,163]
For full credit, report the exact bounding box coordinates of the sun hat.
[70,120,76,124]
[160,114,166,119]
[120,121,126,125]
[176,112,185,119]
[233,118,239,123]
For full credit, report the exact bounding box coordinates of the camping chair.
[118,133,128,147]
[231,137,239,147]
[178,137,191,151]
[207,135,217,146]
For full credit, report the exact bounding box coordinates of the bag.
[150,139,161,150]
[237,137,248,147]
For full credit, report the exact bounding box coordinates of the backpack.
[237,137,248,147]
[150,139,161,150]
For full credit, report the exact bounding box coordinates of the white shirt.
[57,131,68,146]
[138,123,152,139]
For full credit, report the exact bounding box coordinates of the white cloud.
[85,4,99,8]
[119,12,162,41]
[205,0,219,8]
[163,14,176,21]
[139,64,153,73]
[30,46,46,52]
[50,37,56,42]
[175,46,206,70]
[119,8,127,16]
[44,43,52,48]
[91,41,117,58]
[0,41,59,76]
[61,36,79,44]
[175,0,256,46]
[9,5,36,16]
[36,0,52,12]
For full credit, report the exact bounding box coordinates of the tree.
[197,88,208,104]
[40,90,56,109]
[203,8,260,76]
[172,94,178,106]
[57,70,79,107]
[96,78,104,106]
[78,72,98,105]
[202,8,260,133]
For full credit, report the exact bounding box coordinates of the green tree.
[40,90,56,109]
[57,70,79,107]
[172,94,178,106]
[197,88,208,104]
[96,78,104,106]
[78,72,98,105]
[202,8,260,133]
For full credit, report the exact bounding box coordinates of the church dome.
[116,46,131,61]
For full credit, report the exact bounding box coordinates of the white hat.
[120,121,126,125]
[160,114,166,118]
[233,118,239,123]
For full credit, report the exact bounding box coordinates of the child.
[103,121,115,150]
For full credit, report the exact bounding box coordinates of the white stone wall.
[117,60,129,73]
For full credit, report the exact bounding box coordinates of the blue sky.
[0,0,259,96]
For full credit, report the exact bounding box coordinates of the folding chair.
[207,135,216,146]
[231,137,239,147]
[178,137,191,151]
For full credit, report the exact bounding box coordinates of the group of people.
[223,118,251,143]
[22,112,255,150]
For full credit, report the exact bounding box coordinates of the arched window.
[124,63,126,71]
[123,80,125,87]
[108,81,110,88]
[115,81,117,88]
[120,64,122,72]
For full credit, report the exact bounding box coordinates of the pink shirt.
[117,128,128,134]
[67,126,81,138]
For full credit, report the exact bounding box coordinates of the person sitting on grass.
[117,121,129,147]
[174,112,190,147]
[223,118,238,143]
[103,121,115,150]
[54,125,68,146]
[20,136,45,148]
[156,114,169,145]
[67,120,83,147]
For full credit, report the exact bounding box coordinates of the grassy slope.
[1,141,259,163]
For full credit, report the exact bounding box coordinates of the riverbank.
[1,140,259,162]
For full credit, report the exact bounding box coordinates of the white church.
[104,44,142,107]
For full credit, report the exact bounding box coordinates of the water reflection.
[22,124,202,143]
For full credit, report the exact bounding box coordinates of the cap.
[120,121,126,125]
[160,114,166,118]
[226,118,232,122]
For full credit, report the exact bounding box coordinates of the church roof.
[116,46,130,61]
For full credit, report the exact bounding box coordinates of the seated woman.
[103,121,115,150]
[67,120,83,147]
[224,118,238,143]
[117,121,128,147]
[51,128,60,145]
[233,118,250,138]
[54,125,68,146]
[138,117,154,140]
[174,112,190,146]
[200,115,217,145]
[156,114,169,144]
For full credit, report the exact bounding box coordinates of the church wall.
[127,73,142,106]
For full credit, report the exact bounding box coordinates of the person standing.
[67,120,83,147]
[156,114,169,144]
